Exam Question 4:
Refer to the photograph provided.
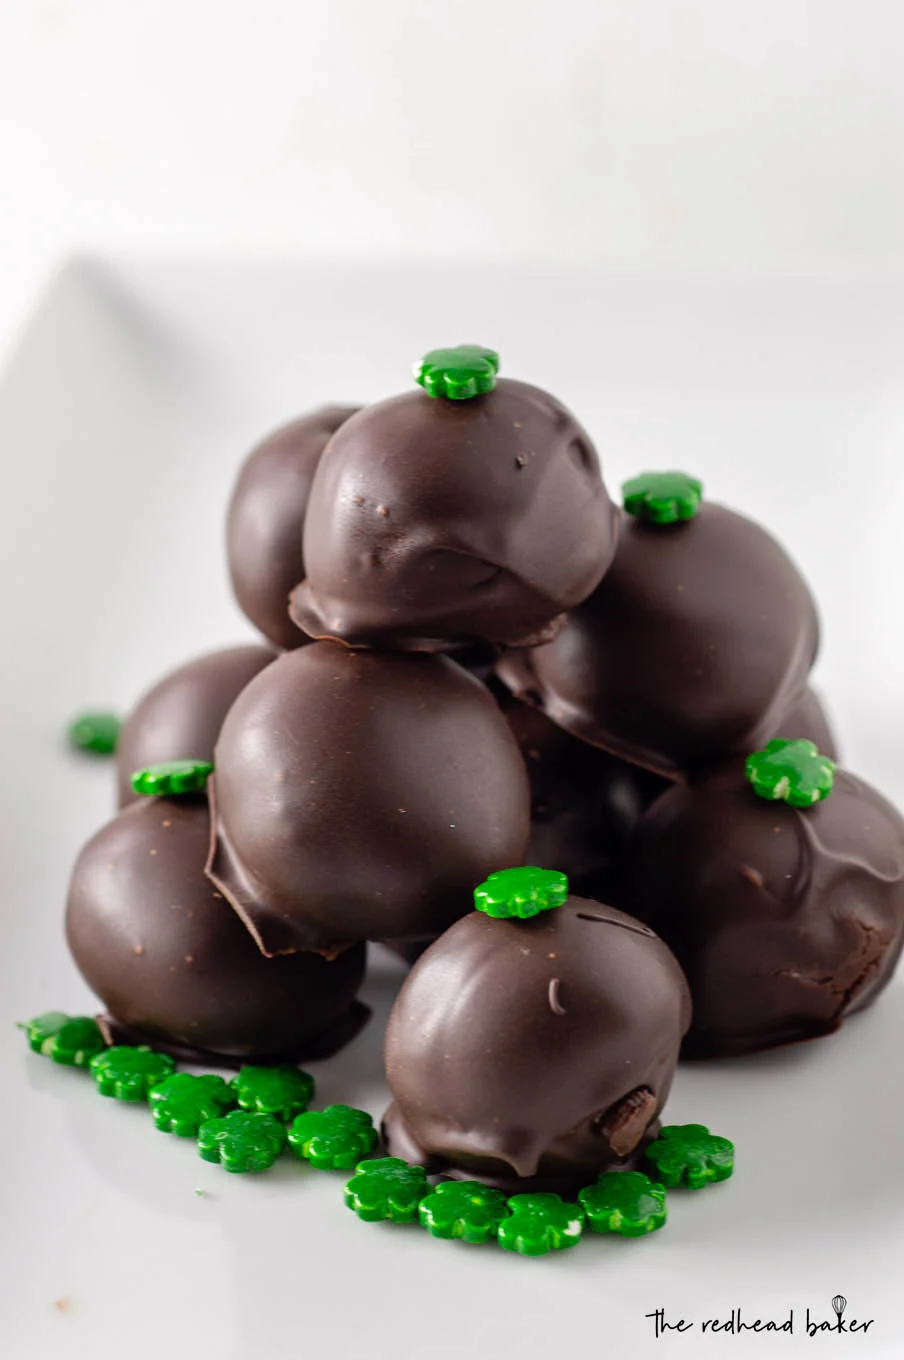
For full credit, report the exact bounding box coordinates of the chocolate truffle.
[207,642,531,955]
[116,645,277,808]
[621,756,904,1057]
[227,406,358,649]
[289,374,619,651]
[382,880,691,1193]
[66,796,368,1064]
[498,496,820,778]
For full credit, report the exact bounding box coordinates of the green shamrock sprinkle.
[344,1157,430,1223]
[67,711,121,755]
[231,1065,315,1122]
[413,345,500,401]
[474,866,569,920]
[287,1105,378,1170]
[645,1124,735,1189]
[149,1073,236,1137]
[418,1181,511,1244]
[745,738,835,808]
[497,1193,585,1256]
[130,759,214,798]
[578,1171,667,1237]
[89,1046,176,1101]
[22,1011,107,1068]
[622,471,703,525]
[198,1109,287,1173]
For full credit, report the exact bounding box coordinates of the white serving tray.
[2,258,903,1360]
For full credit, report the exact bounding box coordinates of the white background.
[2,0,904,359]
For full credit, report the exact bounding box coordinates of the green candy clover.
[497,1193,585,1256]
[645,1124,735,1189]
[418,1180,510,1244]
[287,1105,378,1170]
[622,471,703,524]
[67,711,121,755]
[745,738,835,808]
[197,1110,287,1173]
[474,866,569,921]
[149,1073,236,1137]
[89,1046,176,1101]
[578,1171,667,1237]
[23,1012,106,1068]
[130,759,214,798]
[231,1065,315,1122]
[344,1157,430,1223]
[414,345,500,401]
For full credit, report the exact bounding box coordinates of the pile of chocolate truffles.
[65,345,904,1193]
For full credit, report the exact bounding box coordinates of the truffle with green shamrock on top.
[289,348,619,651]
[198,1110,287,1173]
[418,1181,511,1244]
[497,482,820,779]
[383,868,690,1193]
[23,1011,106,1068]
[149,1073,236,1136]
[497,1193,584,1256]
[90,1046,175,1101]
[578,1171,667,1235]
[288,1105,378,1169]
[645,1125,734,1189]
[344,1158,430,1224]
[231,1065,314,1122]
[622,745,904,1056]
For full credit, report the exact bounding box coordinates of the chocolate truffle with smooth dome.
[66,796,368,1064]
[382,884,691,1193]
[227,406,358,649]
[207,642,531,955]
[498,494,820,778]
[116,645,277,807]
[289,372,619,651]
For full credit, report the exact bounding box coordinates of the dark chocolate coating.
[227,407,358,649]
[66,796,368,1062]
[116,645,277,808]
[382,899,690,1192]
[207,642,531,955]
[289,379,619,651]
[498,503,820,779]
[621,767,904,1057]
[500,687,669,901]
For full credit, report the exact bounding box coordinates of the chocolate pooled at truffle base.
[226,406,358,650]
[620,763,904,1058]
[498,500,820,779]
[66,796,368,1066]
[206,642,531,956]
[289,378,620,651]
[382,895,691,1194]
[115,644,277,808]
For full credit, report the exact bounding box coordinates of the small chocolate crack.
[548,977,566,1015]
[739,864,765,889]
[595,1087,657,1157]
[576,911,655,938]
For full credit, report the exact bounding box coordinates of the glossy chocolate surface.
[498,503,820,778]
[116,645,276,807]
[66,796,367,1062]
[290,380,619,651]
[207,642,531,955]
[382,898,690,1191]
[622,766,904,1056]
[227,406,358,649]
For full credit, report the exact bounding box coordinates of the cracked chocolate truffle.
[207,642,531,955]
[289,368,619,651]
[227,406,358,649]
[382,874,691,1193]
[498,492,820,779]
[115,645,277,808]
[66,796,368,1064]
[620,756,904,1057]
